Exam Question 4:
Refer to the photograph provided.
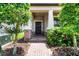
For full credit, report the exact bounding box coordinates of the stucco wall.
[29,5,60,35]
[31,13,48,35]
[30,6,61,12]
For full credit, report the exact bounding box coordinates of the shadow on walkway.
[29,34,47,42]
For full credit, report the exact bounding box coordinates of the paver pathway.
[26,42,52,56]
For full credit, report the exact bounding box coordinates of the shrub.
[47,28,62,46]
[47,27,73,47]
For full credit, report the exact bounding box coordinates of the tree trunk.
[73,35,77,48]
[12,23,19,55]
[12,33,18,55]
[0,43,2,56]
[13,33,18,44]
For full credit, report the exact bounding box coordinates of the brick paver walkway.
[29,35,46,42]
[26,43,52,56]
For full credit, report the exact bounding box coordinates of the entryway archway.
[31,12,47,42]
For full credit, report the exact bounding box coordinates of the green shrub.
[47,28,73,47]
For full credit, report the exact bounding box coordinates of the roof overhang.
[31,3,60,6]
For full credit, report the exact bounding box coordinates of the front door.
[35,22,41,34]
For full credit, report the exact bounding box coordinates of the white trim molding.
[30,6,61,11]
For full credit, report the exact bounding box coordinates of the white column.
[47,9,54,30]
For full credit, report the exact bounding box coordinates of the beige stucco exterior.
[32,13,48,34]
[30,6,61,12]
[24,4,61,39]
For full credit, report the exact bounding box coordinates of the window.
[54,17,60,26]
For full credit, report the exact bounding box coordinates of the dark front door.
[35,22,41,34]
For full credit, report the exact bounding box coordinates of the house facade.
[23,3,61,39]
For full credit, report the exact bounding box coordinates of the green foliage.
[47,3,79,47]
[0,3,31,44]
[10,32,24,41]
[59,3,79,47]
[0,3,31,33]
[0,3,32,55]
[0,3,31,24]
[47,28,62,46]
[17,32,24,39]
[47,27,73,46]
[59,3,79,35]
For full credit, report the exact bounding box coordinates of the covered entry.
[29,5,60,41]
[30,12,47,42]
[32,12,48,36]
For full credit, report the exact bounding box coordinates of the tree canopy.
[0,3,31,24]
[59,3,79,35]
[0,3,31,55]
[0,3,31,33]
[0,3,31,43]
[59,3,79,47]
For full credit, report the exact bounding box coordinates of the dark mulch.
[2,46,25,56]
[51,47,79,56]
[2,42,30,56]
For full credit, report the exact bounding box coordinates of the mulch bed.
[2,46,25,56]
[2,42,30,56]
[51,47,79,56]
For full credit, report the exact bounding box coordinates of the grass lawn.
[17,32,24,39]
[12,32,24,40]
